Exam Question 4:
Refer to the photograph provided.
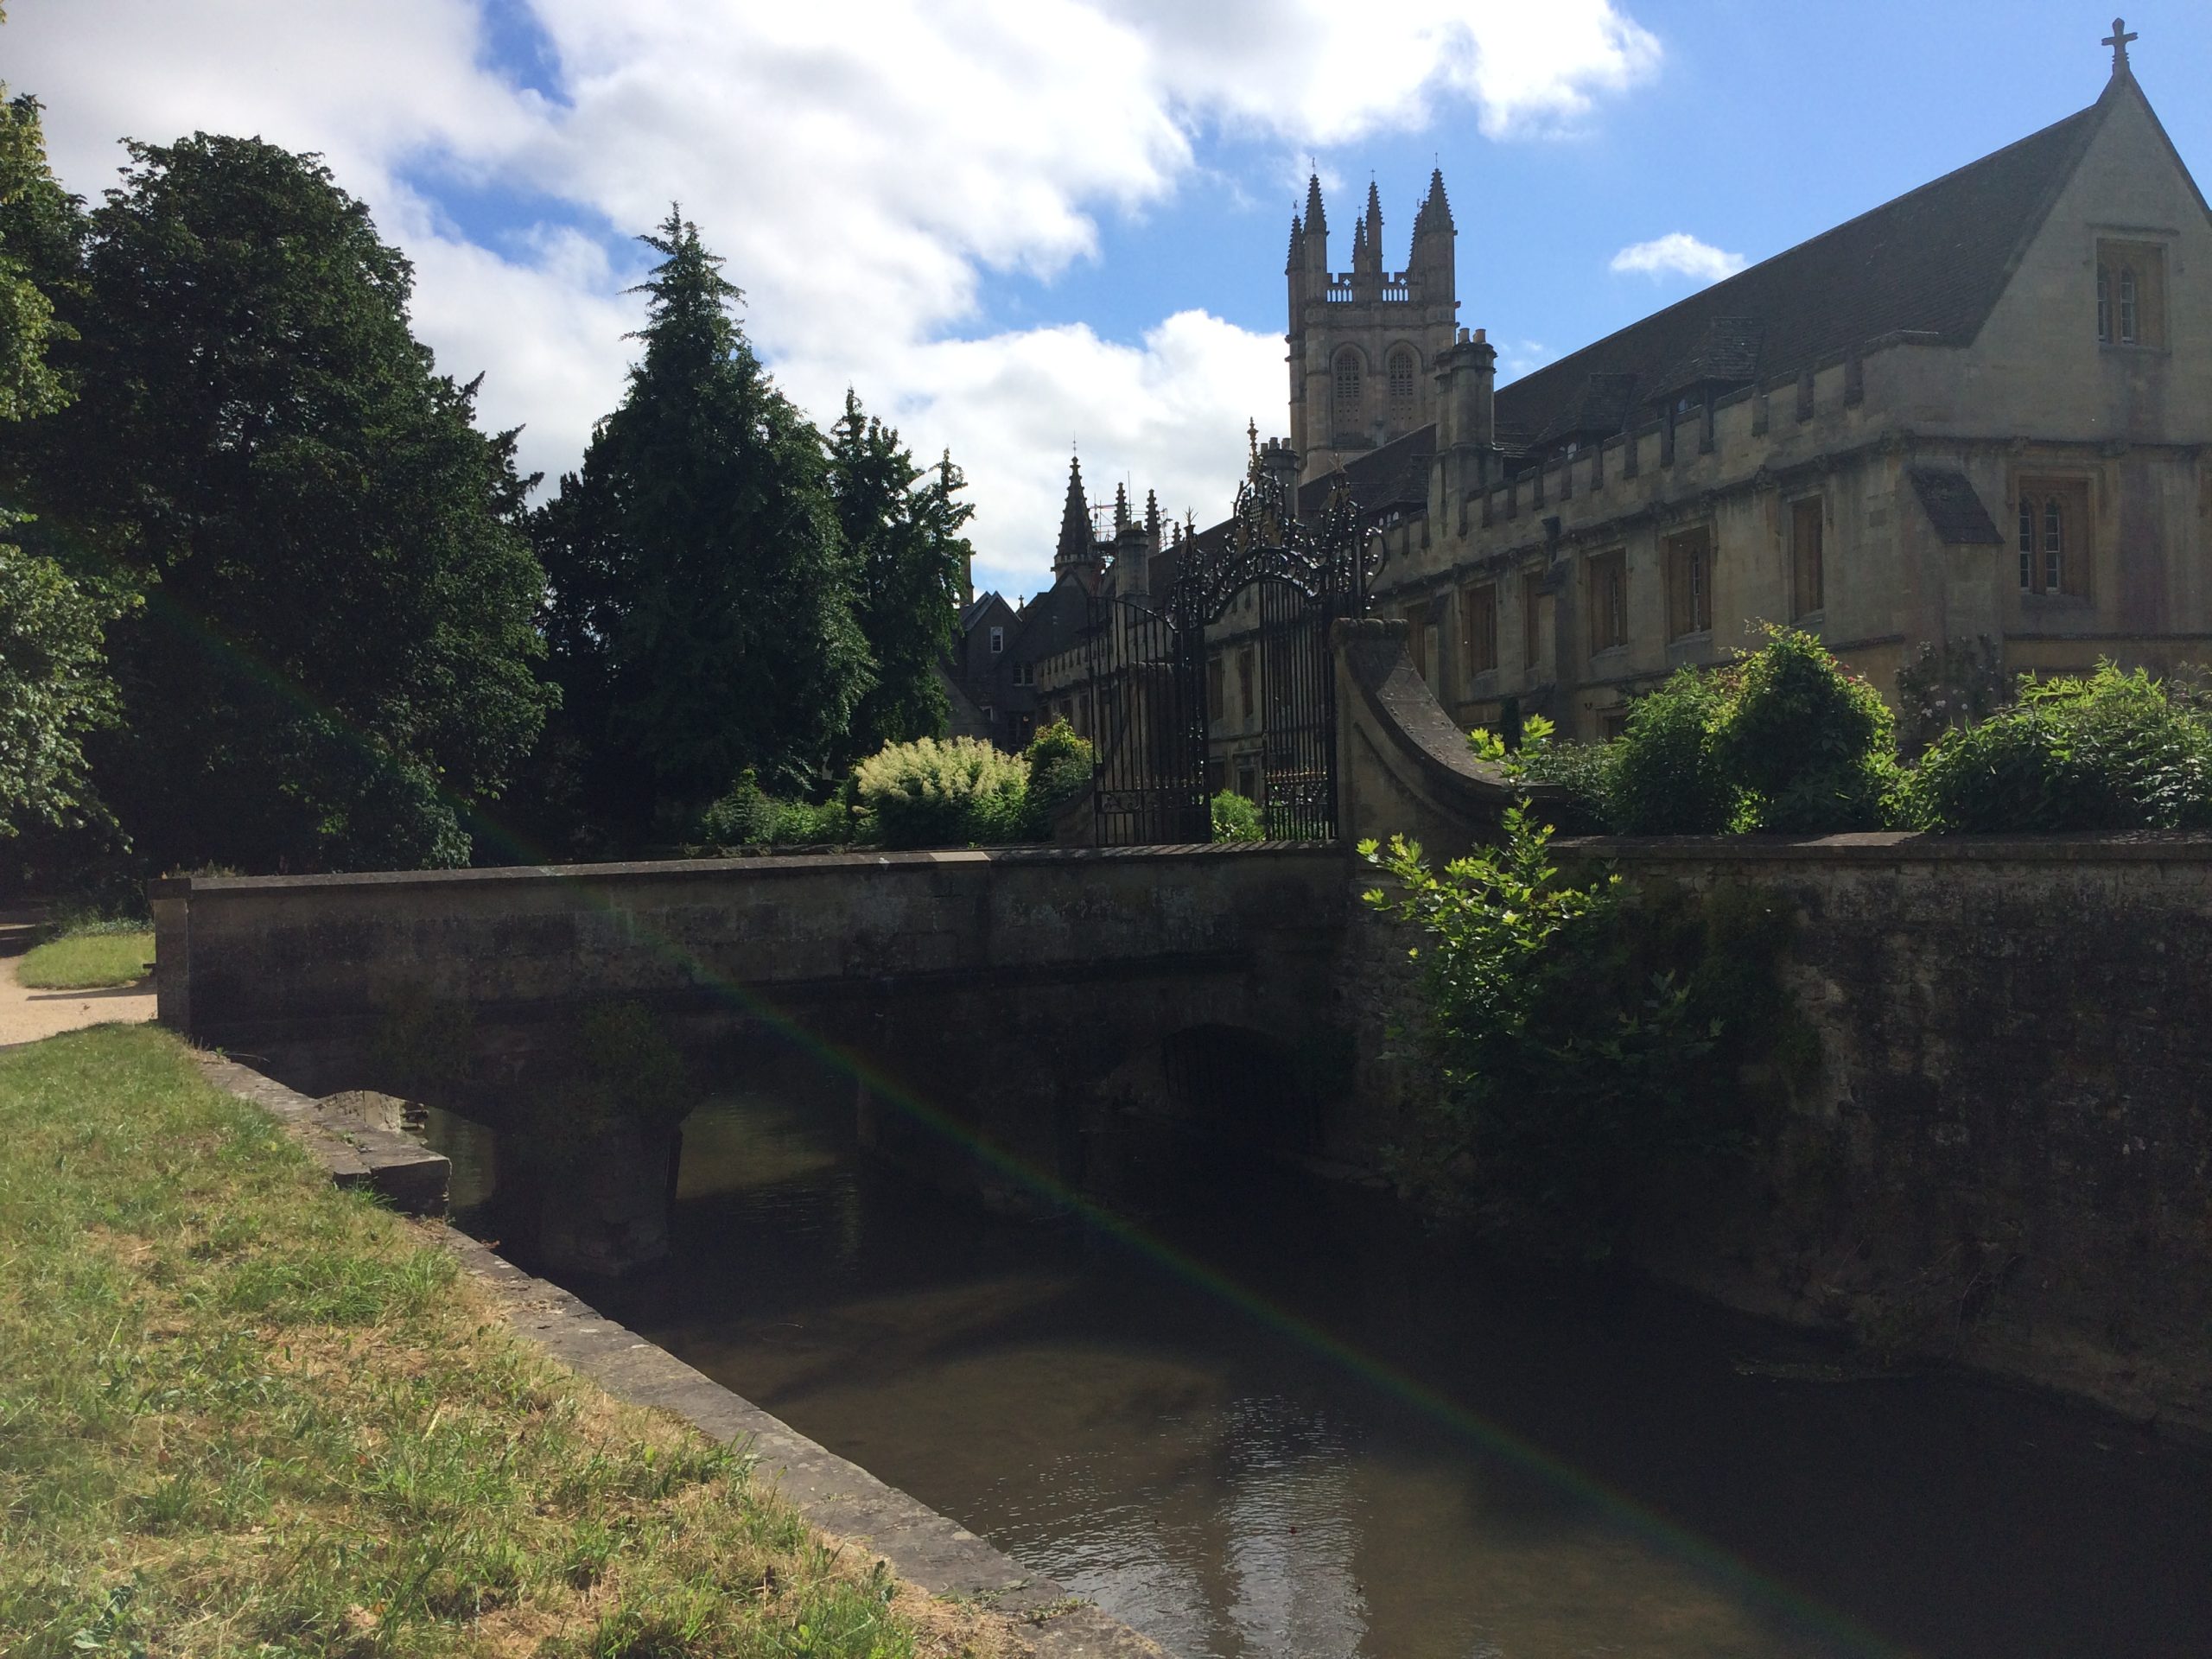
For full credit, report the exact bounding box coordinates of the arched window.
[2119,268,2139,344]
[2018,496,2035,590]
[1386,346,1416,426]
[1332,350,1363,443]
[2097,265,2111,342]
[2044,496,2064,593]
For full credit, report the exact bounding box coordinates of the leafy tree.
[1713,626,1894,832]
[828,391,972,760]
[12,135,552,873]
[537,213,869,842]
[0,70,119,842]
[1607,668,1738,834]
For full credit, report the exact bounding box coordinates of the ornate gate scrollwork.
[1089,434,1376,846]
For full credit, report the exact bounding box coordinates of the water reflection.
[432,1092,2212,1659]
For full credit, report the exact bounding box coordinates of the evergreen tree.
[0,66,119,844]
[10,135,554,873]
[828,390,972,760]
[536,212,869,843]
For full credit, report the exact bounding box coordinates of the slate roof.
[1910,468,2005,544]
[1495,91,2113,448]
[1007,575,1094,662]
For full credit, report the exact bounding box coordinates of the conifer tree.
[829,390,973,760]
[11,134,554,872]
[537,212,869,842]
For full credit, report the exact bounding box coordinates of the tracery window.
[1333,351,1363,427]
[1386,346,1416,429]
[2096,238,2166,349]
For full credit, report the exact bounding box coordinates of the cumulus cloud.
[11,0,1663,588]
[1609,232,1747,284]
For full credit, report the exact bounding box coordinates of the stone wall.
[1532,833,2212,1431]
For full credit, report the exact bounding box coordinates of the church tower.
[1287,169,1460,482]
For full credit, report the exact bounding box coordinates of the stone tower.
[1287,169,1460,482]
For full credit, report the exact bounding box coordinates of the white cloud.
[10,0,1663,589]
[1609,232,1746,284]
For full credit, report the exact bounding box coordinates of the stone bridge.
[152,842,1362,1268]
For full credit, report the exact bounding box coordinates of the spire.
[1417,167,1453,236]
[1113,480,1130,532]
[1363,178,1382,238]
[1054,453,1090,575]
[1286,212,1302,271]
[1144,487,1162,551]
[2104,16,2138,77]
[1303,172,1326,236]
[1354,178,1382,280]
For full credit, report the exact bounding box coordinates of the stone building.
[1352,28,2211,739]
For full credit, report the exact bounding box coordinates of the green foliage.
[1714,626,1895,832]
[1361,812,1795,1256]
[1895,635,2010,760]
[1897,661,2212,832]
[0,531,119,839]
[1608,668,1739,834]
[854,735,1029,849]
[830,392,973,761]
[1210,789,1263,842]
[1471,714,1613,836]
[536,212,870,843]
[14,136,553,874]
[694,772,855,849]
[1023,718,1093,834]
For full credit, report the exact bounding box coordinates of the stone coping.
[1554,830,2212,863]
[149,839,1348,898]
[202,1053,1172,1659]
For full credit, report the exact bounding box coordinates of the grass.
[0,1026,1011,1659]
[16,922,155,990]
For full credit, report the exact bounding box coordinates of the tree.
[828,391,971,759]
[12,135,554,873]
[536,212,869,843]
[0,68,119,842]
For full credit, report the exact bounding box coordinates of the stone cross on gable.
[2104,16,2138,73]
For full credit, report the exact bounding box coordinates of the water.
[433,1092,2212,1658]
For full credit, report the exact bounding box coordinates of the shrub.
[1896,635,2010,760]
[694,772,854,848]
[1471,715,1613,835]
[1714,626,1895,832]
[1023,718,1094,835]
[1360,810,1787,1256]
[1607,669,1738,834]
[853,734,1029,849]
[1897,661,2212,832]
[1211,790,1263,842]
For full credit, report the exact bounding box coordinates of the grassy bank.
[0,1026,1003,1658]
[16,923,154,989]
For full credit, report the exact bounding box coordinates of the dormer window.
[989,626,1005,654]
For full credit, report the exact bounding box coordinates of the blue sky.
[13,2,2209,596]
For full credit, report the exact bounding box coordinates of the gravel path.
[0,912,156,1046]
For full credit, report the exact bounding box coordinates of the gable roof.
[1496,89,2117,449]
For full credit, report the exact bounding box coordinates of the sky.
[8,2,2208,600]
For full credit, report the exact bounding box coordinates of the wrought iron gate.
[1088,445,1376,845]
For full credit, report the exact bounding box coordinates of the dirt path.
[0,912,156,1046]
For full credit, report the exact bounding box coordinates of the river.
[428,1091,2212,1658]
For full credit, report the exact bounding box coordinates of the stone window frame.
[1461,580,1499,683]
[1385,345,1419,428]
[2014,474,2093,600]
[1332,347,1366,444]
[2094,237,2169,350]
[1663,524,1715,641]
[1789,495,1826,621]
[1587,548,1629,656]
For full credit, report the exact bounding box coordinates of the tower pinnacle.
[1054,453,1092,577]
